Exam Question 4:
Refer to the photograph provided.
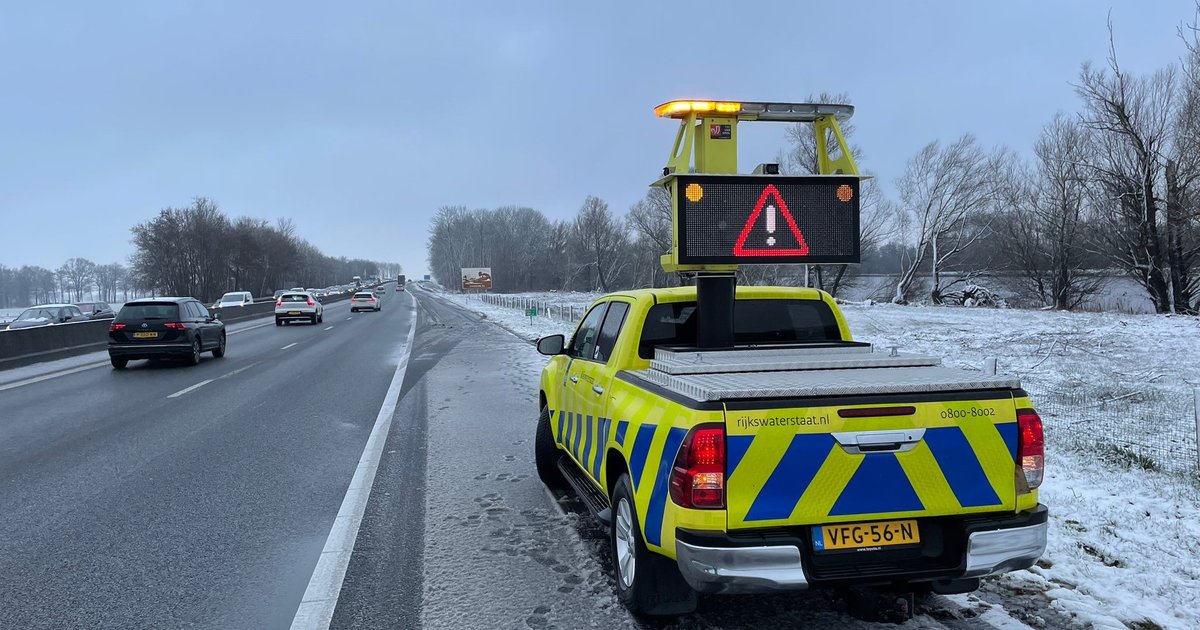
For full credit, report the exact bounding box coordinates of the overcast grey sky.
[1,1,1195,278]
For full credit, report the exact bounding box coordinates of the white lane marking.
[218,362,259,380]
[345,316,352,321]
[281,342,298,350]
[228,320,275,335]
[291,300,418,630]
[166,379,214,399]
[323,326,334,331]
[0,361,108,392]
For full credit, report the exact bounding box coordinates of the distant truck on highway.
[534,286,1046,617]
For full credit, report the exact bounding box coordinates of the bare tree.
[1004,115,1107,309]
[892,135,1004,304]
[1074,23,1178,312]
[572,196,629,292]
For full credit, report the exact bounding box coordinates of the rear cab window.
[637,298,841,359]
[282,294,310,302]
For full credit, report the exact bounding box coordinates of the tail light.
[306,297,315,306]
[669,424,725,509]
[109,322,126,332]
[1017,408,1044,491]
[275,299,283,308]
[370,297,377,302]
[163,322,186,330]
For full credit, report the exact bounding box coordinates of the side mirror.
[536,334,566,356]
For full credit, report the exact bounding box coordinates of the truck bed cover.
[628,346,1021,402]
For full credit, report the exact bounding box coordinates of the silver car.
[350,291,381,312]
[216,291,254,309]
[275,292,324,325]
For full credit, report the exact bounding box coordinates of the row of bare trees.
[0,260,136,308]
[880,18,1200,313]
[131,197,397,303]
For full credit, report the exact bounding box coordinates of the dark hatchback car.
[75,301,116,320]
[108,297,225,369]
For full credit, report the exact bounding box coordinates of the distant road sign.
[461,267,493,290]
[674,175,860,265]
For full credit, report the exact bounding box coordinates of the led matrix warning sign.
[675,175,861,265]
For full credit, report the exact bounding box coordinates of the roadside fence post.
[984,357,997,376]
[1194,388,1199,473]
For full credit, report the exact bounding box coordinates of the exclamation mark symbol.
[766,204,776,246]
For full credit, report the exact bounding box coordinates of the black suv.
[108,297,226,369]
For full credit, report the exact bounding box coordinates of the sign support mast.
[653,100,860,349]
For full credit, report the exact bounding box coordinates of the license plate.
[288,311,301,315]
[812,519,919,552]
[132,332,158,339]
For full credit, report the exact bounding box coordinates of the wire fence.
[1027,383,1199,478]
[469,293,1200,478]
[476,294,589,324]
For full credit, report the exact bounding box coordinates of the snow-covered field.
[438,287,1200,630]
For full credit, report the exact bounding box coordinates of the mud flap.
[638,551,698,616]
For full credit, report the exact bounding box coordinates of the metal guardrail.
[0,291,361,371]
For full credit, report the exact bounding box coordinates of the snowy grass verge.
[438,289,1200,629]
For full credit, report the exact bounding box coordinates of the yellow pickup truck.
[535,285,1047,617]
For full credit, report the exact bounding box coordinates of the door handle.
[592,385,604,395]
[570,376,579,383]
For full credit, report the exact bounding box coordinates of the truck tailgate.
[724,390,1020,530]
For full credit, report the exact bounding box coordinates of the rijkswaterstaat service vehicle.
[108,297,226,368]
[533,100,1047,620]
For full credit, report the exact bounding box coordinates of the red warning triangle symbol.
[733,184,810,256]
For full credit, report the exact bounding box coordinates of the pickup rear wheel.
[535,406,566,492]
[610,474,697,617]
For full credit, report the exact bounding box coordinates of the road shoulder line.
[289,296,418,630]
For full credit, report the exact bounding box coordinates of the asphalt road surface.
[0,284,1038,629]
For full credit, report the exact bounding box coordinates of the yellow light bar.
[653,100,742,118]
[654,100,855,122]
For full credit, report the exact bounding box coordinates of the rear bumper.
[108,342,192,359]
[275,309,318,320]
[675,504,1047,594]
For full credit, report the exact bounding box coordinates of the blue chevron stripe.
[644,427,687,547]
[745,434,833,521]
[629,424,658,490]
[924,427,1001,508]
[830,453,924,516]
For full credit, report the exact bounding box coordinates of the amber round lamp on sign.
[685,183,704,202]
[836,184,854,202]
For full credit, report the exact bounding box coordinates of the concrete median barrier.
[0,292,356,371]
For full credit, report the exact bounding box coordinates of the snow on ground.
[438,287,1200,630]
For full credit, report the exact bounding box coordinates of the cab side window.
[193,302,211,320]
[568,303,608,360]
[593,302,630,363]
